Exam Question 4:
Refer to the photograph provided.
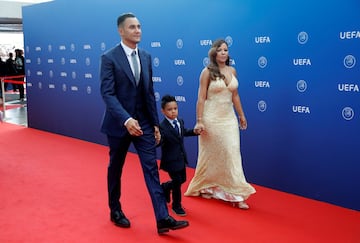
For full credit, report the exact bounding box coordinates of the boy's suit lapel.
[166,120,181,138]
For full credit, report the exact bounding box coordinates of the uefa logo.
[153,57,160,67]
[38,82,42,90]
[49,70,54,78]
[27,69,31,77]
[343,55,356,68]
[62,84,67,92]
[70,43,76,52]
[26,46,30,54]
[71,71,76,80]
[86,86,92,94]
[258,100,267,112]
[176,39,183,49]
[297,31,308,44]
[296,80,307,92]
[100,42,106,51]
[177,76,184,86]
[85,57,91,66]
[61,57,66,65]
[225,36,233,47]
[154,91,160,101]
[203,57,210,67]
[258,56,267,68]
[48,45,52,52]
[342,107,354,121]
[37,57,41,65]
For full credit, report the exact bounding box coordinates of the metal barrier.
[0,75,26,120]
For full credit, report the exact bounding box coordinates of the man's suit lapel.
[118,45,137,87]
[138,49,149,87]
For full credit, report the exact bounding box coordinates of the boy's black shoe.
[172,207,187,216]
[110,210,130,228]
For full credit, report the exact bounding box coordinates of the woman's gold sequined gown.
[185,75,256,202]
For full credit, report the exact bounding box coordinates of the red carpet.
[0,122,359,243]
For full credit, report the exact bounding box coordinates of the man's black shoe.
[172,207,187,216]
[110,210,130,228]
[161,182,171,203]
[157,215,189,234]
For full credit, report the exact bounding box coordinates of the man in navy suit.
[100,13,189,234]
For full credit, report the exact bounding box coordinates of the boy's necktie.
[173,120,180,135]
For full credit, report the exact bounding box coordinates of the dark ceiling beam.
[0,17,22,24]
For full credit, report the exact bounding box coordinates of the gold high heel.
[233,201,249,210]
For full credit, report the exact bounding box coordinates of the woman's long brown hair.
[207,39,230,80]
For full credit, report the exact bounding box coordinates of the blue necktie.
[173,120,180,135]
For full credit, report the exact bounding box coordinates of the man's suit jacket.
[159,118,197,172]
[100,44,159,137]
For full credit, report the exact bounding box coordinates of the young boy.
[159,95,199,216]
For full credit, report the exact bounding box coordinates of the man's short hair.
[117,13,136,27]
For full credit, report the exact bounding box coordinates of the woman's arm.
[194,68,210,133]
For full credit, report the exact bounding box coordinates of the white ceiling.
[0,0,53,32]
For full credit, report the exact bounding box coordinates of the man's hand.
[125,118,143,136]
[154,126,161,144]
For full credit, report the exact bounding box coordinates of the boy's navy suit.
[159,118,196,172]
[159,117,197,211]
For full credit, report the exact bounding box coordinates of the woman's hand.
[239,116,247,130]
[194,122,205,134]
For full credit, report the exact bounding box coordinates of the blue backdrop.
[22,0,360,211]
